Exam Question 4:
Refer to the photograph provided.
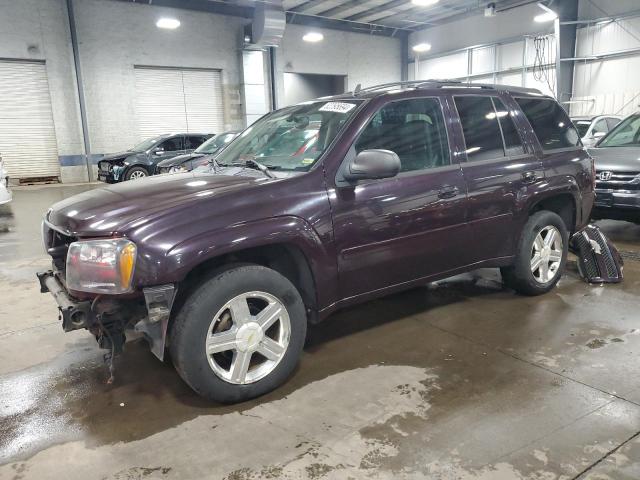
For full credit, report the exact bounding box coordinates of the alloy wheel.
[129,170,147,180]
[205,291,291,385]
[530,225,563,283]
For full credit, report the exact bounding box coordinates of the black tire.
[501,210,569,296]
[124,166,148,181]
[169,264,307,403]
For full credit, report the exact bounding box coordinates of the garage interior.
[2,0,640,479]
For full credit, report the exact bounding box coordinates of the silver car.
[573,115,621,148]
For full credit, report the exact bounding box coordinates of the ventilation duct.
[250,1,285,47]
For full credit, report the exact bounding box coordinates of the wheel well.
[530,194,576,233]
[176,243,317,318]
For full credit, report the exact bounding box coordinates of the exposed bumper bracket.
[135,284,177,361]
[37,270,94,331]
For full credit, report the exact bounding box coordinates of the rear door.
[451,93,544,262]
[329,95,470,299]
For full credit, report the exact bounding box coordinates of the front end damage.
[38,220,177,378]
[37,270,176,360]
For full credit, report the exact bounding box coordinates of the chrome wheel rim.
[531,225,563,284]
[205,291,291,385]
[129,170,147,180]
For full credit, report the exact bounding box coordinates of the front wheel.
[125,166,148,180]
[501,210,569,296]
[169,265,307,403]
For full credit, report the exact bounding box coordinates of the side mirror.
[343,149,400,182]
[154,147,165,156]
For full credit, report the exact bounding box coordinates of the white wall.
[0,0,84,182]
[571,10,640,117]
[74,0,246,155]
[276,24,402,103]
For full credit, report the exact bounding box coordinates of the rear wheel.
[169,265,307,403]
[501,211,569,296]
[125,166,148,180]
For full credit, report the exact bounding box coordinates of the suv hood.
[157,153,206,168]
[588,147,640,172]
[100,150,143,162]
[47,171,277,236]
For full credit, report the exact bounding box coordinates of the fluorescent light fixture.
[156,17,180,29]
[534,3,557,22]
[303,32,324,43]
[412,0,439,6]
[412,43,432,53]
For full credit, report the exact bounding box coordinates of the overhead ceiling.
[115,0,536,36]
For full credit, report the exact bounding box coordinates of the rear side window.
[515,98,579,151]
[455,96,507,161]
[355,97,450,173]
[185,135,206,149]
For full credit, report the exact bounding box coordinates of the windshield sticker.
[302,158,315,165]
[319,102,356,114]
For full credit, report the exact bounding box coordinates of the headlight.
[169,165,188,173]
[66,238,137,294]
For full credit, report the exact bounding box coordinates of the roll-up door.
[0,61,59,180]
[134,67,224,140]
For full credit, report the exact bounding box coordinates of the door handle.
[437,185,459,199]
[522,171,537,184]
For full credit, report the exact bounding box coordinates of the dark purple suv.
[38,81,595,403]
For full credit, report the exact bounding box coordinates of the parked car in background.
[97,133,212,182]
[39,81,594,403]
[588,112,640,220]
[156,131,239,174]
[572,115,621,148]
[0,156,11,205]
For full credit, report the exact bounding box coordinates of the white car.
[573,115,622,148]
[0,156,11,205]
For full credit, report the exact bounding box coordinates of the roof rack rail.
[351,80,543,96]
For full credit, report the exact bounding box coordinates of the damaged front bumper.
[37,270,176,360]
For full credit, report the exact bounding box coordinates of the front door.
[329,96,470,300]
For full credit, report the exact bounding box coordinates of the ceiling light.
[534,3,557,22]
[303,32,324,43]
[412,43,432,53]
[156,18,180,29]
[412,0,439,6]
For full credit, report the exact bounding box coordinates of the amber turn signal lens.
[119,242,136,289]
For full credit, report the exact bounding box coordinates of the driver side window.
[355,98,450,173]
[159,137,183,152]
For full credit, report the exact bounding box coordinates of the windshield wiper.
[228,159,276,178]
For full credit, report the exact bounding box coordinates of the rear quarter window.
[515,98,580,151]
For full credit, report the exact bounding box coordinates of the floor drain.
[619,250,640,262]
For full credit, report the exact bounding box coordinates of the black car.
[97,133,212,182]
[156,131,239,174]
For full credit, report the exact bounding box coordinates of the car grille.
[42,221,76,272]
[595,170,640,191]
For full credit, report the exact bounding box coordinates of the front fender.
[133,215,336,307]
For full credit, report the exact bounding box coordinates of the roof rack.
[352,80,543,96]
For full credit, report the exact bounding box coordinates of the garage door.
[134,67,224,140]
[0,61,59,180]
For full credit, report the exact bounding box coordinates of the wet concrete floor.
[1,184,640,479]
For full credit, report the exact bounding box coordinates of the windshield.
[598,114,640,148]
[215,100,363,171]
[574,121,591,138]
[196,132,238,154]
[131,135,167,152]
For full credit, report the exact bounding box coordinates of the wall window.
[355,98,450,173]
[515,98,580,150]
[454,96,506,161]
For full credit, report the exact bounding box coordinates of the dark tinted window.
[455,96,505,161]
[515,98,580,150]
[575,121,591,137]
[356,98,450,173]
[159,137,183,152]
[185,135,206,149]
[493,98,525,156]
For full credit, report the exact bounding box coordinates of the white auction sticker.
[319,102,356,113]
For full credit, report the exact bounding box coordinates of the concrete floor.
[1,185,640,480]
